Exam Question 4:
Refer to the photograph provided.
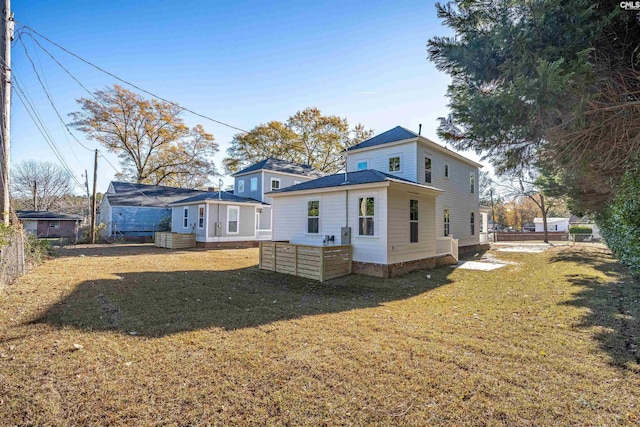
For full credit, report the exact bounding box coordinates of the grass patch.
[1,243,639,425]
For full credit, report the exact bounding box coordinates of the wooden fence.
[154,232,196,249]
[259,242,352,282]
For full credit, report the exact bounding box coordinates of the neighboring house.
[534,217,570,232]
[569,216,601,239]
[169,191,269,247]
[268,126,488,278]
[17,210,83,239]
[167,159,323,246]
[99,182,205,238]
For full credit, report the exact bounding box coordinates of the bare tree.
[11,160,77,211]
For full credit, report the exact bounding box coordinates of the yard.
[1,243,639,425]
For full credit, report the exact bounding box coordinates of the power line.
[17,23,249,134]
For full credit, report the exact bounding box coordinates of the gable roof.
[17,210,83,221]
[348,126,418,151]
[105,181,206,207]
[268,169,443,195]
[171,191,267,206]
[233,158,324,178]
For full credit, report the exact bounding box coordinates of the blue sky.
[10,0,480,193]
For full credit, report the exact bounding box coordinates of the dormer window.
[237,180,245,193]
[250,177,257,191]
[388,156,401,172]
[357,160,368,171]
[271,178,281,191]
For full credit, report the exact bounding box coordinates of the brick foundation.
[458,243,491,258]
[196,241,260,249]
[352,254,458,278]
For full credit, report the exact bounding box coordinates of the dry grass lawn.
[1,243,639,426]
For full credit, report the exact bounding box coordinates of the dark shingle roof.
[171,191,267,205]
[348,126,418,151]
[233,158,324,178]
[268,170,435,194]
[105,181,206,207]
[17,210,83,221]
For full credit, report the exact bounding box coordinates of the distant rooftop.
[233,158,324,178]
[16,210,83,221]
[171,191,267,205]
[105,181,206,207]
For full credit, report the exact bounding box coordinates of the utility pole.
[0,0,13,225]
[33,181,37,211]
[90,150,98,244]
[490,188,496,243]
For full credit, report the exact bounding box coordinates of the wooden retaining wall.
[259,242,352,282]
[154,232,196,249]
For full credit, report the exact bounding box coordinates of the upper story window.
[425,157,432,183]
[198,205,205,229]
[444,164,449,178]
[307,200,319,234]
[250,177,257,192]
[388,156,401,172]
[470,172,475,194]
[358,197,375,236]
[183,207,189,228]
[357,160,368,171]
[271,178,281,191]
[444,209,450,236]
[410,199,419,243]
[237,180,245,193]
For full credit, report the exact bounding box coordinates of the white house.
[169,159,323,247]
[268,126,489,278]
[534,217,570,232]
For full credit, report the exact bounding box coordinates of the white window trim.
[306,198,320,235]
[357,160,369,171]
[250,177,258,192]
[227,205,240,234]
[271,178,281,191]
[358,196,376,236]
[237,179,245,193]
[198,204,205,229]
[424,156,433,183]
[388,154,402,173]
[183,206,189,229]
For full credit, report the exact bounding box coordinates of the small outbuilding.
[16,210,83,239]
[534,217,570,232]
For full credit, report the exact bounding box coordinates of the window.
[425,157,432,183]
[250,177,257,192]
[357,160,368,171]
[238,180,245,193]
[389,156,401,172]
[470,172,475,194]
[444,209,450,236]
[50,221,60,229]
[198,205,205,229]
[183,207,189,228]
[410,200,419,243]
[358,197,375,236]
[271,178,281,190]
[470,212,475,236]
[227,206,239,234]
[307,200,319,234]
[444,164,449,178]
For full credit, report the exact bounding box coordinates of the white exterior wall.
[386,186,437,264]
[416,144,480,247]
[272,187,388,264]
[346,142,417,183]
[171,205,198,234]
[535,219,569,232]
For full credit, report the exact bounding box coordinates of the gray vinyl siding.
[346,141,418,183]
[257,206,271,230]
[172,205,198,234]
[262,171,315,204]
[235,172,262,202]
[416,144,480,247]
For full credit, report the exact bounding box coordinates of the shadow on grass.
[551,247,640,368]
[30,265,452,337]
[53,244,207,259]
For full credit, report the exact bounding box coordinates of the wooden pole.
[90,149,98,244]
[0,0,13,225]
